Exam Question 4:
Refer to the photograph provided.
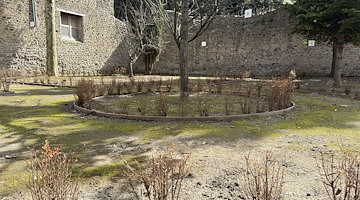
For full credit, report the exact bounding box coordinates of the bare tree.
[161,0,220,99]
[118,0,164,76]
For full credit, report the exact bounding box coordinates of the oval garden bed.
[74,78,295,122]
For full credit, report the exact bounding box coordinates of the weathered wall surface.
[151,10,360,77]
[0,0,128,75]
[1,5,359,77]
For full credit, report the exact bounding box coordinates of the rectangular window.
[60,12,83,41]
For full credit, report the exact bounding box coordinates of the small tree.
[115,0,164,76]
[285,0,360,87]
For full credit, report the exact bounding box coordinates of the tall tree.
[161,0,220,99]
[45,0,58,76]
[285,0,360,87]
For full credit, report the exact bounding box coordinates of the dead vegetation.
[81,78,293,117]
[243,151,285,200]
[27,140,79,200]
[319,151,360,200]
[123,146,191,200]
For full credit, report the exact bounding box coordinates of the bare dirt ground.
[73,133,346,200]
[1,78,360,200]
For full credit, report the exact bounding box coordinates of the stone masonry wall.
[0,0,128,75]
[1,4,359,77]
[151,9,360,77]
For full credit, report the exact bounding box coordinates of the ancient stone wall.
[0,0,128,75]
[150,9,360,77]
[1,5,359,77]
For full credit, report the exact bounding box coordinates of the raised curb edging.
[0,91,15,96]
[73,102,295,122]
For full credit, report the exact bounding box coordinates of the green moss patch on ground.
[1,84,360,197]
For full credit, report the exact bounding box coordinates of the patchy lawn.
[0,83,359,199]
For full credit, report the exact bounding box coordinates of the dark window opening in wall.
[60,12,83,41]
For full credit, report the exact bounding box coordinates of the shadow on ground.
[1,84,360,197]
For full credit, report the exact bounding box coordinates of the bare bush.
[206,79,213,93]
[116,82,123,95]
[195,79,204,93]
[28,140,79,200]
[215,78,224,94]
[147,78,155,93]
[240,87,253,114]
[256,83,264,98]
[197,93,210,116]
[120,101,131,115]
[166,79,173,93]
[137,80,144,93]
[124,146,190,200]
[267,79,292,111]
[136,95,149,116]
[97,82,108,97]
[319,151,360,200]
[156,78,163,92]
[243,151,285,200]
[0,67,11,92]
[155,92,168,116]
[46,77,51,85]
[75,79,97,108]
[108,79,118,95]
[123,82,134,94]
[224,94,233,115]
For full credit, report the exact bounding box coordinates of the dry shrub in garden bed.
[0,67,21,92]
[267,79,292,111]
[76,78,294,117]
[123,146,191,200]
[75,79,97,108]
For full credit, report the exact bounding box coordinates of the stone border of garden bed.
[73,101,295,122]
[13,82,76,88]
[0,91,15,96]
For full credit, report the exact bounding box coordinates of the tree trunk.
[179,0,189,99]
[329,41,336,78]
[332,35,344,87]
[144,54,154,75]
[144,55,151,75]
[129,61,134,77]
[45,0,58,77]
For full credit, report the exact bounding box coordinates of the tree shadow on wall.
[102,28,146,76]
[102,39,132,75]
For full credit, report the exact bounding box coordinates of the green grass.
[1,84,360,197]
